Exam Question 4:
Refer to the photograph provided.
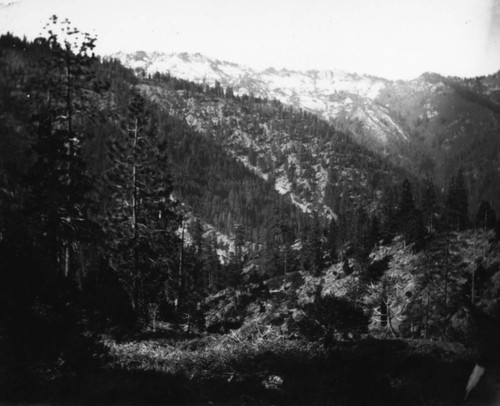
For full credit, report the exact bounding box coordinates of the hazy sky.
[1,0,499,80]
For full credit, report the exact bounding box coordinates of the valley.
[1,28,500,405]
[115,51,500,213]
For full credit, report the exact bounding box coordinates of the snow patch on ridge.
[113,51,414,146]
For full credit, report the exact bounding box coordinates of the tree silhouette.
[398,179,424,245]
[103,91,179,319]
[446,169,469,231]
[475,200,496,230]
[421,177,439,233]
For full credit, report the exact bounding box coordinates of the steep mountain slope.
[0,32,411,279]
[4,32,500,406]
[137,74,411,234]
[111,52,401,148]
[377,74,500,194]
[113,51,500,213]
[208,228,500,341]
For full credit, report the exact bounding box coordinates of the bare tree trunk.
[63,56,73,278]
[131,118,140,312]
[423,249,431,339]
[132,118,138,240]
[64,245,70,278]
[424,289,430,339]
[444,237,450,307]
[284,248,287,278]
[386,298,398,338]
[178,215,185,310]
[77,244,85,290]
[472,227,477,303]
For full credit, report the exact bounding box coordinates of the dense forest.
[1,22,500,405]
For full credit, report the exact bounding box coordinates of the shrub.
[295,292,368,342]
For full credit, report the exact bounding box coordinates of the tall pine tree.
[103,91,179,319]
[397,179,424,245]
[446,169,469,231]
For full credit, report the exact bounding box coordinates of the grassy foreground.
[71,333,474,406]
[2,323,493,405]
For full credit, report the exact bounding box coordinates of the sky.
[0,0,499,80]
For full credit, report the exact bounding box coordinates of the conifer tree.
[202,233,221,291]
[326,218,339,264]
[191,218,204,257]
[369,214,381,248]
[475,200,496,230]
[310,211,325,276]
[188,217,206,301]
[446,169,469,231]
[352,205,371,266]
[454,169,469,230]
[234,222,246,262]
[380,183,399,240]
[397,179,424,245]
[399,179,415,219]
[24,16,100,279]
[103,91,179,319]
[421,177,438,233]
[0,22,111,375]
[263,203,292,277]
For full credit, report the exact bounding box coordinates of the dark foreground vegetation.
[2,19,500,405]
[0,328,478,405]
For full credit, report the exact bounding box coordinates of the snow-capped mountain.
[110,51,405,147]
[136,76,413,235]
[112,51,500,213]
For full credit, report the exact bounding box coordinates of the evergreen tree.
[234,222,246,262]
[103,91,179,319]
[190,217,204,256]
[445,175,456,230]
[454,169,469,230]
[263,203,293,277]
[308,211,324,276]
[352,205,371,266]
[397,179,425,245]
[475,200,497,230]
[22,16,101,279]
[189,217,205,300]
[380,183,399,241]
[369,214,381,248]
[446,169,469,231]
[421,177,438,233]
[202,233,221,291]
[0,23,114,383]
[325,218,339,264]
[399,180,415,220]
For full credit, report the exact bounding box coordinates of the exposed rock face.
[113,51,500,213]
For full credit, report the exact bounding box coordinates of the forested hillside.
[116,51,500,215]
[137,73,418,257]
[2,26,500,405]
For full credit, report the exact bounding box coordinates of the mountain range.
[112,51,500,214]
[3,32,500,405]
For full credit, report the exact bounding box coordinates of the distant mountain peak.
[109,51,406,147]
[112,51,500,216]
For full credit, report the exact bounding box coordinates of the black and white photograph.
[1,0,500,404]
